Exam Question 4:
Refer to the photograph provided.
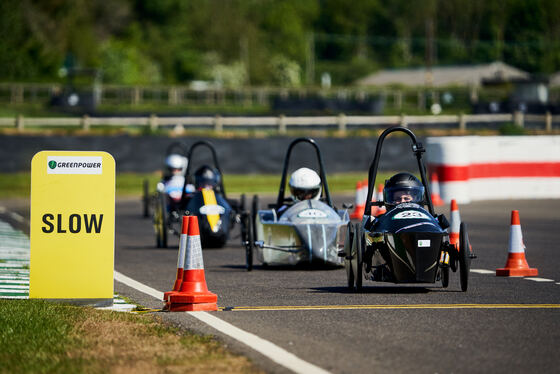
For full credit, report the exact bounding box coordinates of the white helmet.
[164,154,188,176]
[289,167,322,201]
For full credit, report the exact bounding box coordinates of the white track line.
[471,268,559,284]
[114,270,330,374]
[189,311,331,374]
[114,271,163,300]
[470,269,495,274]
[525,277,554,282]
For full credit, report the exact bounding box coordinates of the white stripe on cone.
[177,233,188,269]
[184,235,204,270]
[360,183,368,204]
[509,224,525,253]
[450,209,461,234]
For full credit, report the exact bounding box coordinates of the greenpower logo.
[46,155,103,174]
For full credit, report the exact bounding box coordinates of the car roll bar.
[364,126,435,217]
[276,137,333,209]
[180,140,226,205]
[165,141,188,156]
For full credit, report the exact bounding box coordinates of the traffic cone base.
[169,292,217,304]
[496,253,538,277]
[168,302,218,312]
[163,291,178,302]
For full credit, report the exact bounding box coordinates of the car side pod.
[496,210,538,277]
[166,215,218,311]
[163,215,189,302]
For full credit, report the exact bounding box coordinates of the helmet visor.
[290,186,321,201]
[385,186,425,205]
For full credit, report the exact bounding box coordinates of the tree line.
[1,0,559,87]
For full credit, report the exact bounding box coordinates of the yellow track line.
[219,304,560,311]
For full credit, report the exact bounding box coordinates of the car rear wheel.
[354,223,363,293]
[245,214,253,271]
[246,195,259,271]
[142,179,150,218]
[441,266,449,288]
[459,222,471,291]
[344,222,355,289]
[155,192,168,248]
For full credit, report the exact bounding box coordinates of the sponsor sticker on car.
[298,208,328,218]
[199,204,226,215]
[392,210,431,220]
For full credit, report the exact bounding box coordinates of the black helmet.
[383,172,425,207]
[194,165,221,189]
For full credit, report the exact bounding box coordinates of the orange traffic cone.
[375,183,386,216]
[350,180,365,219]
[449,199,461,251]
[167,215,218,311]
[430,172,444,206]
[496,210,538,277]
[164,215,189,302]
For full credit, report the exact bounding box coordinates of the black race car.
[342,126,476,292]
[151,140,244,248]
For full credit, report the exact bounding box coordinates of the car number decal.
[298,208,328,218]
[392,210,431,220]
[200,204,225,215]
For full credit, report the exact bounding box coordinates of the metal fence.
[0,112,557,133]
[0,82,487,112]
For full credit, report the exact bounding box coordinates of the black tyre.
[441,266,449,288]
[154,192,168,248]
[245,213,253,271]
[459,222,471,292]
[239,194,246,214]
[248,195,260,271]
[354,223,363,292]
[251,195,259,243]
[142,179,150,218]
[344,222,355,289]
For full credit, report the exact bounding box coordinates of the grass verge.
[0,299,261,374]
[0,172,395,198]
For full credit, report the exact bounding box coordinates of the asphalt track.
[3,197,560,373]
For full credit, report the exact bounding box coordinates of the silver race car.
[242,138,350,270]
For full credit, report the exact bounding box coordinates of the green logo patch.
[48,160,57,169]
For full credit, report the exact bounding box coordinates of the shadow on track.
[310,286,433,294]
[220,263,343,271]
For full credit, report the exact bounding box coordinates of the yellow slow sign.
[29,151,115,305]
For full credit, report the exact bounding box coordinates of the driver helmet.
[289,167,322,201]
[164,154,187,177]
[383,172,425,207]
[194,165,221,190]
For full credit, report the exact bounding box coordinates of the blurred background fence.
[0,112,557,133]
[5,82,557,115]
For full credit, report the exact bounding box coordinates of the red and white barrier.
[427,136,560,203]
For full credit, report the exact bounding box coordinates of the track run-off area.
[1,196,559,374]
